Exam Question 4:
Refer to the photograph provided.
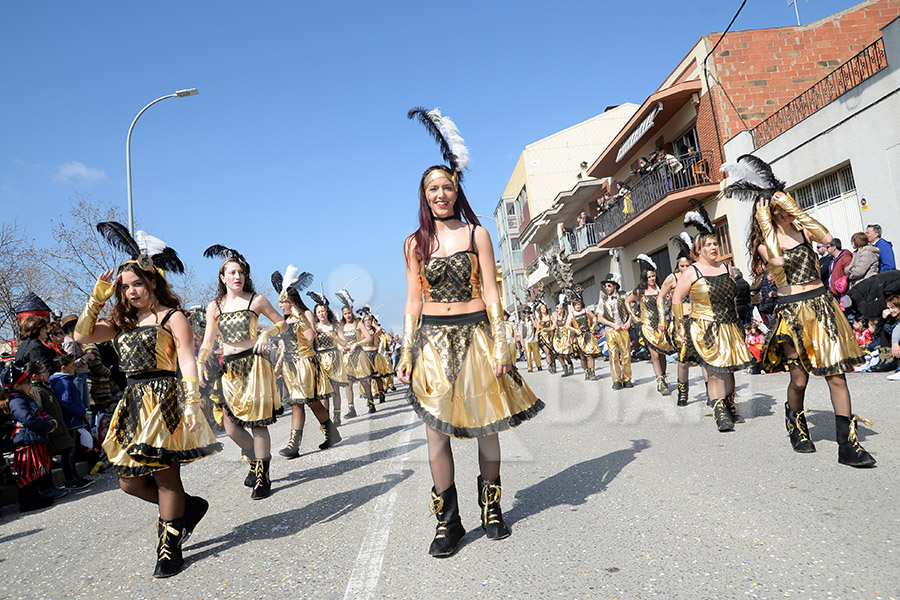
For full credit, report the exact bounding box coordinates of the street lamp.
[126,88,199,235]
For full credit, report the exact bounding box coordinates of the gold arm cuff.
[180,377,202,404]
[774,193,829,241]
[74,278,114,336]
[486,303,513,365]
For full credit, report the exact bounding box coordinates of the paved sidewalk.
[1,360,898,599]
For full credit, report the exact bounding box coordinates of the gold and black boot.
[278,429,302,459]
[676,381,688,407]
[367,395,377,414]
[318,419,342,450]
[182,494,209,546]
[784,403,815,453]
[153,518,185,578]
[657,375,671,396]
[725,393,744,423]
[835,415,876,468]
[712,398,734,432]
[428,484,465,558]
[344,404,357,419]
[477,475,512,540]
[584,367,591,381]
[250,459,271,500]
[332,410,342,427]
[241,450,256,487]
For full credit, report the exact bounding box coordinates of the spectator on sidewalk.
[866,224,896,273]
[14,316,61,374]
[60,315,92,413]
[827,238,853,304]
[847,232,880,290]
[48,354,89,443]
[734,268,752,325]
[817,242,833,283]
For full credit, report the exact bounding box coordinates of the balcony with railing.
[592,149,721,247]
[751,37,888,148]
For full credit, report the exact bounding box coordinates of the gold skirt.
[763,287,864,376]
[538,331,555,351]
[344,346,375,381]
[574,330,602,357]
[368,350,393,377]
[552,329,572,356]
[642,322,674,354]
[318,348,347,386]
[680,317,752,373]
[408,312,544,439]
[283,354,332,405]
[103,372,222,478]
[221,349,282,427]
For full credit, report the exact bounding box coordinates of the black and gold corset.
[574,313,591,334]
[640,295,662,329]
[343,326,359,345]
[689,267,738,323]
[540,318,552,332]
[114,310,178,373]
[315,330,339,352]
[420,225,483,303]
[217,295,258,344]
[282,321,315,360]
[782,241,820,286]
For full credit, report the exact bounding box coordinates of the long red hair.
[405,165,481,265]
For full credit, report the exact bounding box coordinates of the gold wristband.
[486,302,513,365]
[180,377,202,404]
[74,278,114,336]
[774,193,829,241]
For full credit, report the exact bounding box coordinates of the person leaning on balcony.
[595,274,632,390]
[730,154,875,468]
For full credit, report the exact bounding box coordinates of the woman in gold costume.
[74,223,221,578]
[671,205,752,433]
[399,107,544,557]
[271,267,340,459]
[337,293,378,417]
[360,310,390,404]
[657,234,697,406]
[308,293,348,427]
[533,303,557,374]
[565,295,601,380]
[626,254,674,395]
[199,245,285,500]
[728,154,874,467]
[552,300,575,377]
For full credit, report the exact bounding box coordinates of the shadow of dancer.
[506,439,650,526]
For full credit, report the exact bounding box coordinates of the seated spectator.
[847,232,880,289]
[745,322,765,374]
[882,295,900,381]
[853,318,872,348]
[866,224,895,273]
[48,354,89,441]
[14,316,61,374]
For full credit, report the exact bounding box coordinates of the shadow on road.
[504,439,650,527]
[0,528,43,546]
[331,420,419,449]
[184,469,414,565]
[741,392,777,421]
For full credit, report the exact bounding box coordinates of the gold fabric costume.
[538,317,555,352]
[278,322,332,404]
[637,295,673,354]
[763,285,864,376]
[679,269,753,373]
[217,305,258,344]
[221,349,281,427]
[315,330,348,386]
[572,313,601,356]
[419,225,483,303]
[408,311,544,439]
[605,328,632,383]
[104,316,222,477]
[552,323,572,356]
[342,326,375,381]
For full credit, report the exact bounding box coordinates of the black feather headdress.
[356,304,372,318]
[408,107,471,183]
[721,154,786,203]
[307,290,328,307]
[96,221,185,275]
[669,232,693,263]
[335,289,354,311]
[271,265,314,303]
[203,244,248,271]
[683,199,715,236]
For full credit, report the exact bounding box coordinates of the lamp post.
[126,88,199,235]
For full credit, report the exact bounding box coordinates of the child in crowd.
[853,318,872,348]
[48,354,92,452]
[745,322,765,374]
[884,295,900,381]
[1,364,57,512]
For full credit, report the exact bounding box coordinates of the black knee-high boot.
[676,381,688,407]
[428,484,465,557]
[725,393,744,423]
[250,459,271,500]
[153,517,185,578]
[712,398,734,432]
[477,475,511,540]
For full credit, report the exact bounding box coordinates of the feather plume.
[282,265,300,292]
[271,271,283,294]
[96,222,140,258]
[680,232,693,248]
[721,161,769,190]
[335,289,354,310]
[135,230,167,257]
[203,244,243,261]
[723,180,766,204]
[428,109,470,171]
[684,211,713,235]
[558,293,567,306]
[293,271,314,291]
[356,304,371,317]
[635,253,657,271]
[151,247,184,274]
[307,291,328,307]
[670,233,692,260]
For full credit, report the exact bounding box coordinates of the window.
[511,238,521,251]
[714,218,734,263]
[674,126,699,155]
[792,165,856,210]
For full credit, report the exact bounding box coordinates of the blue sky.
[1,0,860,331]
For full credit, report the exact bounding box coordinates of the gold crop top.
[688,266,738,323]
[218,295,258,344]
[114,310,178,373]
[639,295,663,329]
[420,226,483,303]
[781,237,820,286]
[281,321,315,361]
[315,330,340,352]
[573,313,591,334]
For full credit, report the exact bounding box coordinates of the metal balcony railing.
[751,37,887,148]
[592,149,719,245]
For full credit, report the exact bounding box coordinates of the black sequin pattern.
[115,375,182,449]
[281,323,299,361]
[782,243,820,286]
[412,320,483,388]
[115,327,165,372]
[218,310,256,344]
[641,297,661,329]
[315,331,336,351]
[422,253,476,303]
[703,274,739,349]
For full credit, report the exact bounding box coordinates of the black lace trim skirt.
[407,311,544,439]
[221,349,282,427]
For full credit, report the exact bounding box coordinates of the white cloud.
[53,161,107,184]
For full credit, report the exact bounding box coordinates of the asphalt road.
[2,359,898,600]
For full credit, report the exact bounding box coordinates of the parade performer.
[534,302,556,373]
[566,294,601,380]
[657,233,696,406]
[596,274,633,389]
[552,299,575,377]
[521,306,542,373]
[626,255,674,395]
[199,245,284,499]
[359,308,390,404]
[671,204,752,432]
[729,155,874,467]
[337,290,377,416]
[400,107,544,557]
[74,223,221,577]
[271,267,340,458]
[308,291,348,427]
[373,316,395,394]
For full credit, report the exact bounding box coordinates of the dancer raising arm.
[399,108,544,558]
